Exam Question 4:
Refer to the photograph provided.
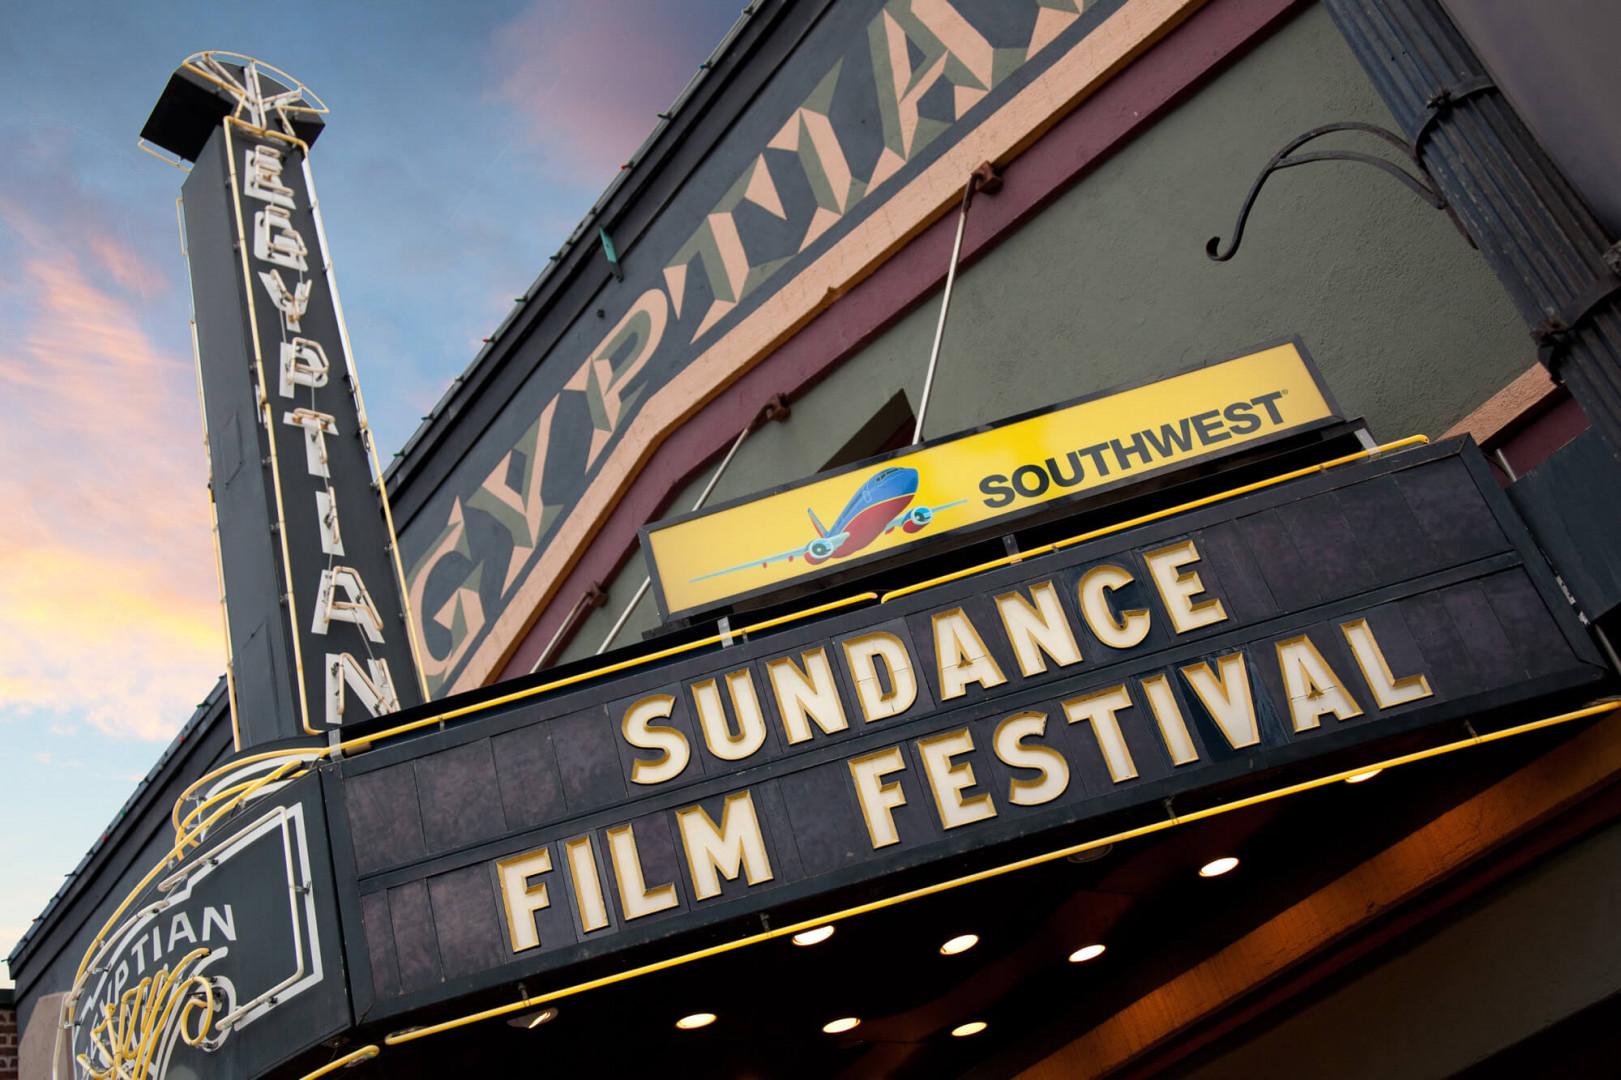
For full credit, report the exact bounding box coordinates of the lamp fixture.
[504,1006,558,1030]
[793,925,835,946]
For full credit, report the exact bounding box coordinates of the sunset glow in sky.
[0,0,741,986]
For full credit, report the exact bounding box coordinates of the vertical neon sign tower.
[142,54,426,749]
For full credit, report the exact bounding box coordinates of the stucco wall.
[553,2,1530,664]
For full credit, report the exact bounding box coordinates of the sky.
[0,0,744,988]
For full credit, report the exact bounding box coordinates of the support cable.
[588,395,788,657]
[912,162,1001,445]
[527,394,790,668]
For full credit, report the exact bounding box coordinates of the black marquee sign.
[330,442,1605,1023]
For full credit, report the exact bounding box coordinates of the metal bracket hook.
[1205,122,1448,263]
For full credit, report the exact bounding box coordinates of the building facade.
[10,1,1621,1076]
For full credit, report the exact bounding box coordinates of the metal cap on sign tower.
[141,52,326,164]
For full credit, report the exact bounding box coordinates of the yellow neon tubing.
[170,749,319,836]
[179,53,330,119]
[381,699,1619,1047]
[173,769,310,840]
[297,1046,380,1078]
[63,759,307,1071]
[130,948,211,1080]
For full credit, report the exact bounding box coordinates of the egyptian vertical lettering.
[222,130,423,737]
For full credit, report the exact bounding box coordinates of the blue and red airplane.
[691,466,965,583]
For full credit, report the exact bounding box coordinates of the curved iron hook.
[1206,122,1445,262]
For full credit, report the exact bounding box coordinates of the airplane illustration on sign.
[690,466,966,582]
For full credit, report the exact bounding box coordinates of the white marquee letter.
[254,205,308,271]
[496,848,553,953]
[283,407,337,477]
[842,632,918,723]
[848,746,908,849]
[278,337,330,397]
[326,652,399,725]
[621,694,690,786]
[243,144,295,208]
[1062,684,1140,783]
[259,269,311,331]
[675,791,774,901]
[766,649,847,745]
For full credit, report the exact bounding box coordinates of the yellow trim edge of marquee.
[882,434,1432,602]
[165,594,881,842]
[373,699,1621,1056]
[331,591,881,755]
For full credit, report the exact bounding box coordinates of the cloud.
[486,1,730,178]
[0,196,220,742]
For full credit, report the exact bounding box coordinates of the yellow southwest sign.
[646,341,1337,617]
